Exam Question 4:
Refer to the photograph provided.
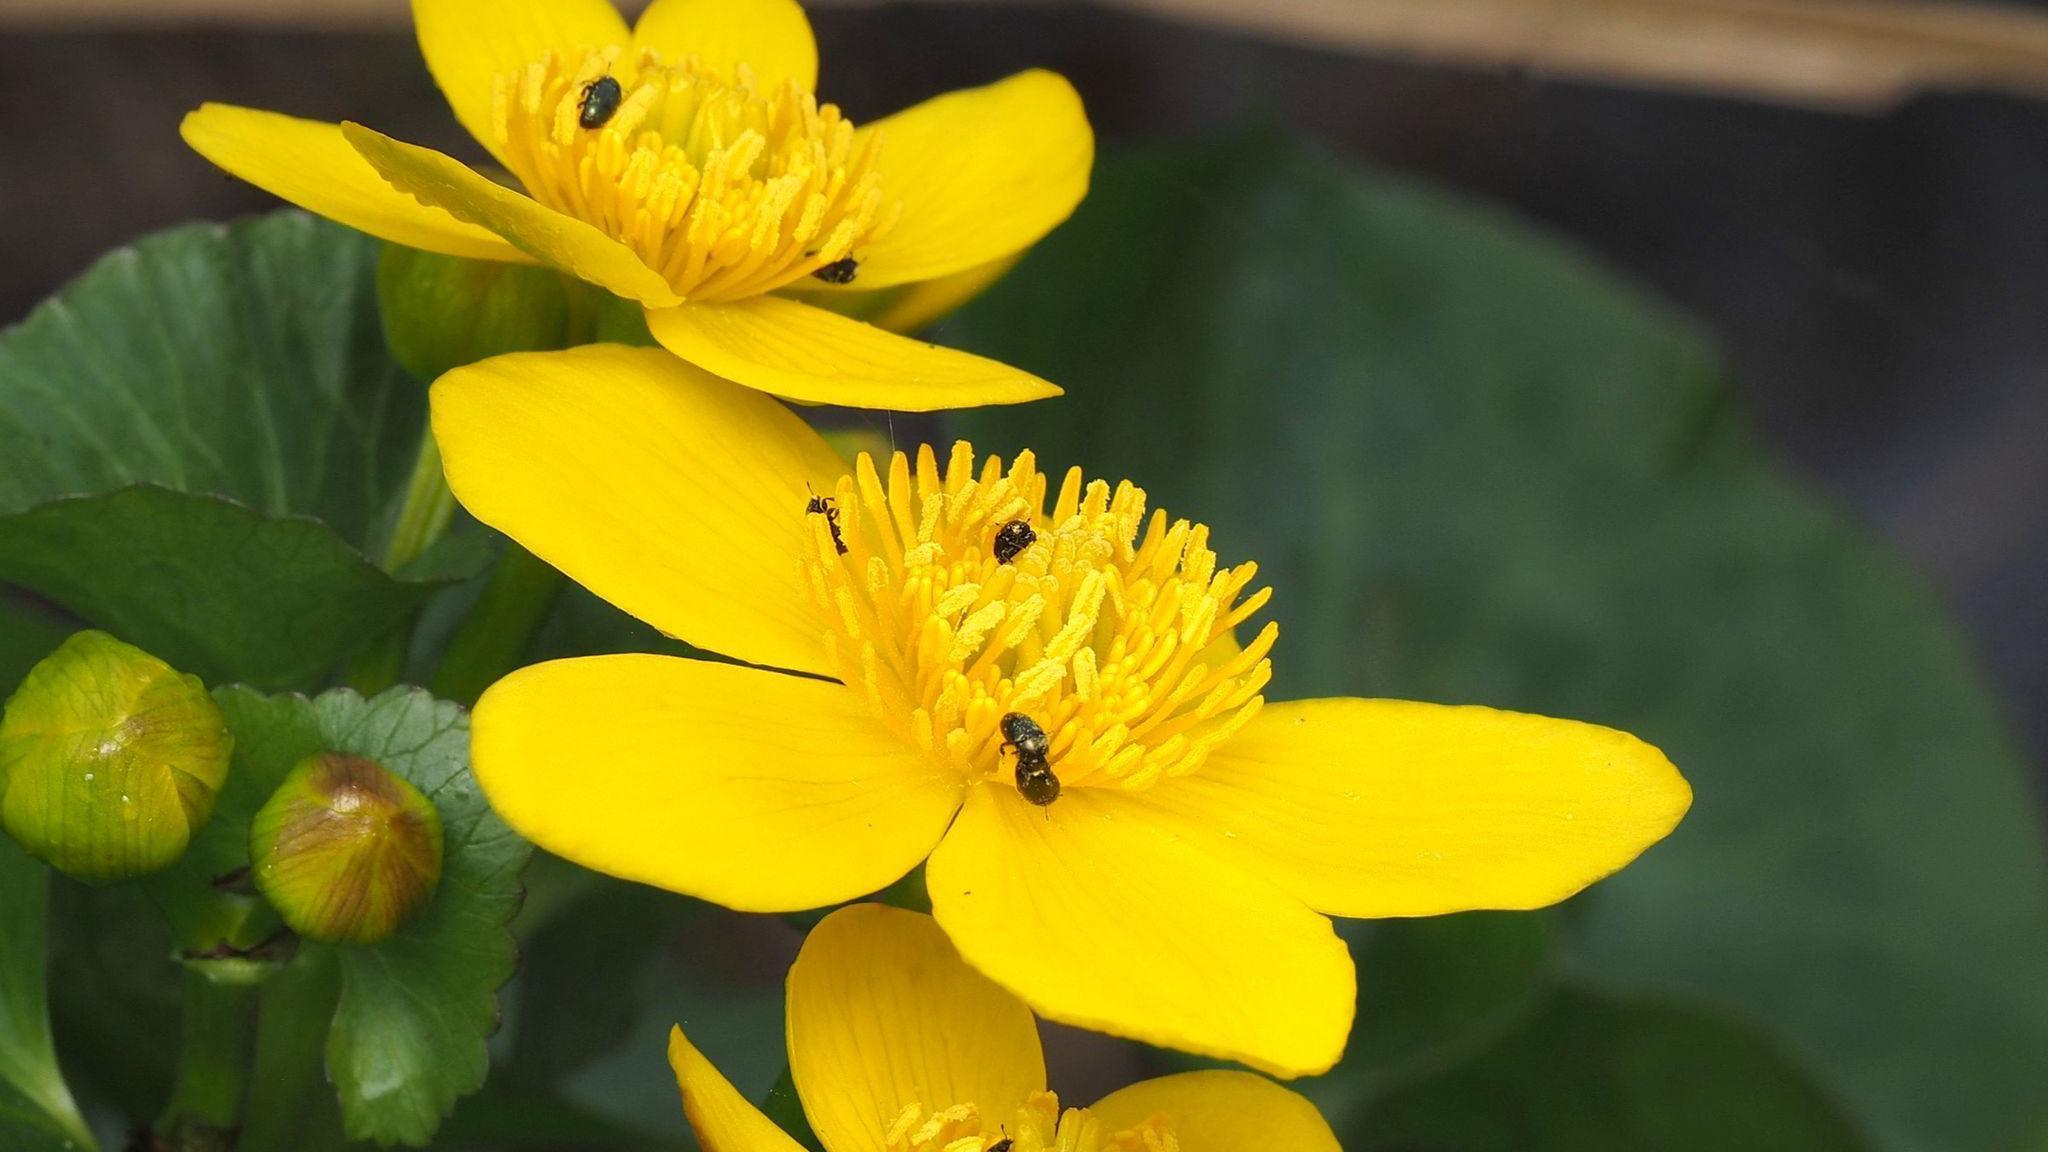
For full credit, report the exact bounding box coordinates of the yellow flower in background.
[438,345,1692,1077]
[180,0,1092,411]
[672,903,1343,1152]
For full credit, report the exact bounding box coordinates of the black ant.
[804,488,847,555]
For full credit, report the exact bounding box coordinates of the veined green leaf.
[0,212,489,689]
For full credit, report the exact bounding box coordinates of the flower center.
[800,443,1276,803]
[492,47,899,302]
[884,1094,1178,1152]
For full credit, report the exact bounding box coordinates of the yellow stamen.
[883,1093,1179,1152]
[492,47,899,302]
[801,443,1277,802]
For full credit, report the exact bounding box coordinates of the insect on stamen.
[805,488,848,555]
[991,519,1036,565]
[797,446,1276,807]
[578,75,623,129]
[812,257,860,284]
[1000,712,1060,807]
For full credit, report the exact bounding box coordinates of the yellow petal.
[788,905,1044,1152]
[647,297,1058,411]
[343,122,680,307]
[795,253,1023,336]
[865,254,1020,335]
[180,105,526,264]
[925,785,1354,1079]
[669,1026,809,1152]
[472,656,962,913]
[412,0,628,163]
[432,344,845,676]
[1135,699,1692,919]
[847,71,1092,290]
[632,0,817,92]
[1089,1071,1341,1152]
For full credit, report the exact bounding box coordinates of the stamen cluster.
[492,47,899,301]
[801,444,1277,801]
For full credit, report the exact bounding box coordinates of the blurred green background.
[1,3,2044,1151]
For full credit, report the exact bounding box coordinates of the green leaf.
[524,582,695,664]
[947,132,2048,1152]
[504,879,676,1090]
[759,1065,824,1151]
[0,211,488,689]
[439,1085,687,1150]
[1153,913,1557,1131]
[43,880,183,1125]
[1339,912,1555,1087]
[0,836,95,1152]
[184,686,529,1146]
[0,593,73,699]
[1356,990,1866,1151]
[498,880,786,1147]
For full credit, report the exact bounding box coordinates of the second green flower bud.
[249,752,443,944]
[377,243,586,383]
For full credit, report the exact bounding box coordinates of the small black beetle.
[999,712,1050,760]
[578,76,623,129]
[1000,712,1060,806]
[812,257,860,284]
[992,519,1037,564]
[1014,759,1061,807]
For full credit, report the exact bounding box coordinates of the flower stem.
[345,431,458,695]
[428,542,565,705]
[237,950,342,1152]
[383,431,458,574]
[155,970,258,1152]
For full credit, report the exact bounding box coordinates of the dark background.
[1,1,2042,785]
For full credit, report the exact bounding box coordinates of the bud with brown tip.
[0,630,232,882]
[249,752,443,944]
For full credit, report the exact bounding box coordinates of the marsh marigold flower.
[672,903,1342,1152]
[180,0,1091,411]
[439,346,1692,1076]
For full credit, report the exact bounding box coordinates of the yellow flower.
[440,345,1693,1077]
[672,903,1343,1152]
[180,0,1092,412]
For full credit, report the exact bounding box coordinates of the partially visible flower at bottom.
[436,344,1693,1077]
[672,903,1341,1152]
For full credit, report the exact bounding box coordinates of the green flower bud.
[377,243,585,383]
[249,752,443,944]
[0,631,232,882]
